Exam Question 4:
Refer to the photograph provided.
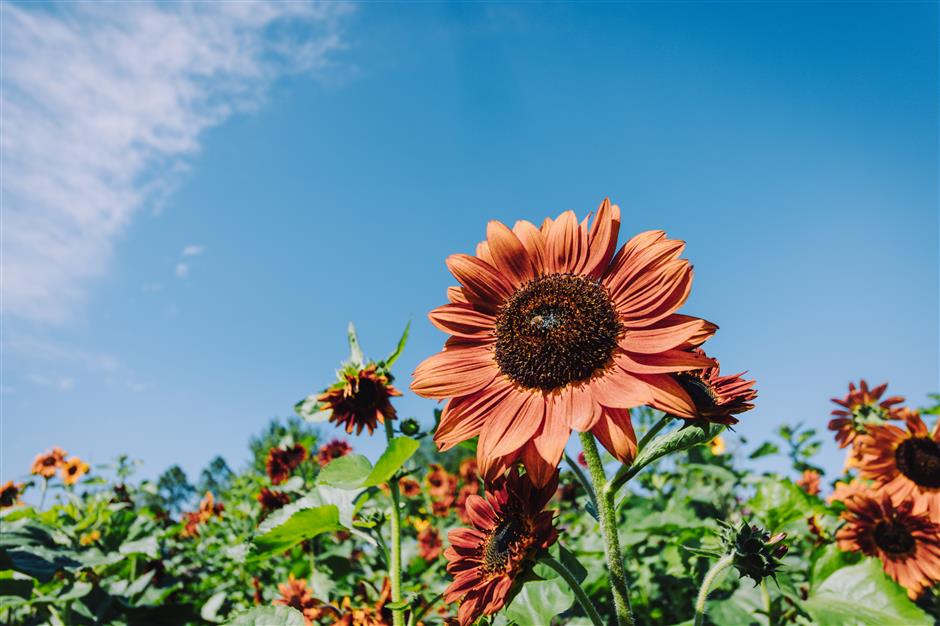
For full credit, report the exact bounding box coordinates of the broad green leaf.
[803,558,931,625]
[347,321,364,365]
[707,580,767,626]
[504,576,575,625]
[367,437,420,486]
[0,546,82,582]
[251,498,342,559]
[747,477,820,532]
[119,536,158,559]
[630,422,725,473]
[810,542,861,587]
[748,442,780,459]
[384,321,411,367]
[317,437,419,490]
[226,605,307,626]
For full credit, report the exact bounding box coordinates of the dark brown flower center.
[353,377,379,407]
[494,274,621,390]
[873,520,916,556]
[675,373,718,410]
[895,437,940,489]
[0,487,17,507]
[483,516,528,572]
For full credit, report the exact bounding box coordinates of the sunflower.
[398,477,421,498]
[61,457,90,485]
[257,488,291,515]
[30,447,66,478]
[829,379,904,449]
[796,469,821,496]
[319,364,401,436]
[418,527,443,561]
[273,574,328,625]
[669,350,757,425]
[827,478,869,505]
[412,199,718,485]
[318,439,353,467]
[332,578,392,626]
[0,481,24,508]
[836,493,940,599]
[444,468,558,626]
[266,443,307,485]
[856,411,940,523]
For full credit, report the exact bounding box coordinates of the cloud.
[175,263,190,279]
[1,1,351,323]
[181,244,205,257]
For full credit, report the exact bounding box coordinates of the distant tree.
[156,465,195,513]
[197,456,233,496]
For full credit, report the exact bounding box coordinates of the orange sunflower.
[796,469,821,496]
[319,365,401,436]
[0,481,24,508]
[856,411,940,523]
[444,468,558,626]
[829,379,904,449]
[61,457,90,485]
[668,350,757,425]
[836,493,940,599]
[318,439,353,467]
[418,527,443,561]
[266,443,307,485]
[273,574,328,625]
[827,478,869,505]
[31,447,66,478]
[412,199,717,485]
[257,487,291,515]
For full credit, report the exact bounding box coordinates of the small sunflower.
[317,439,353,467]
[667,350,757,425]
[30,447,66,478]
[0,480,24,508]
[444,468,558,626]
[61,457,90,485]
[829,379,904,449]
[398,477,421,498]
[332,578,392,626]
[412,199,720,486]
[418,527,443,561]
[856,411,940,523]
[836,493,940,599]
[796,469,821,496]
[257,487,291,515]
[266,443,307,485]
[272,573,328,625]
[318,364,401,436]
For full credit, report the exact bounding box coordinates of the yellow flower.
[412,517,431,533]
[61,457,90,485]
[80,530,101,546]
[709,436,726,456]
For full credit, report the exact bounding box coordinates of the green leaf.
[317,437,419,491]
[810,542,861,587]
[347,321,364,366]
[803,558,931,625]
[294,395,331,423]
[368,437,420,485]
[250,498,342,559]
[226,605,307,626]
[748,442,780,459]
[746,477,819,532]
[385,321,411,368]
[119,536,159,559]
[201,591,227,623]
[631,422,725,473]
[504,576,575,626]
[0,546,82,582]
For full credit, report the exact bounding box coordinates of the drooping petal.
[591,406,638,464]
[522,412,571,487]
[435,377,516,450]
[615,349,716,375]
[637,373,698,418]
[589,368,652,409]
[478,390,544,459]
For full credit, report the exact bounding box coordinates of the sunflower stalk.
[384,418,405,626]
[539,555,604,626]
[693,552,734,626]
[578,432,635,626]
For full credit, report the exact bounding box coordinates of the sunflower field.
[3,203,939,626]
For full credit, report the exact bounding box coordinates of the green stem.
[384,419,404,626]
[39,478,48,511]
[539,555,604,626]
[308,538,316,588]
[760,579,771,624]
[637,415,673,452]
[578,432,635,626]
[564,453,598,514]
[693,553,734,626]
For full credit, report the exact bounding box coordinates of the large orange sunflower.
[856,411,940,524]
[411,199,717,485]
[829,379,904,449]
[836,493,940,599]
[444,468,558,626]
[31,447,66,478]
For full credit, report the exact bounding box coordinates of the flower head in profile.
[61,457,90,485]
[0,481,24,509]
[31,447,66,478]
[829,379,904,449]
[796,469,821,496]
[720,521,788,586]
[669,350,757,425]
[317,439,353,467]
[418,527,443,561]
[856,411,940,523]
[318,364,401,436]
[444,468,559,626]
[412,199,719,485]
[836,493,940,599]
[257,488,290,516]
[266,443,307,485]
[272,573,327,625]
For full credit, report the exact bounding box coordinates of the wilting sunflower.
[829,379,904,449]
[272,574,328,625]
[257,487,291,515]
[0,481,24,508]
[266,443,307,485]
[31,447,66,478]
[444,468,558,626]
[856,411,940,523]
[836,493,940,599]
[412,199,718,485]
[796,469,821,496]
[317,439,353,467]
[669,350,757,425]
[319,364,401,436]
[61,457,90,485]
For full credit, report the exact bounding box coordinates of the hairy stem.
[384,419,404,626]
[540,555,604,626]
[578,432,635,626]
[693,553,734,626]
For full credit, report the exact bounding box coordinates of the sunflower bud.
[400,418,421,437]
[723,521,788,585]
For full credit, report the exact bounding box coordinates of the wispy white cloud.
[1,1,351,323]
[175,262,190,279]
[181,244,205,257]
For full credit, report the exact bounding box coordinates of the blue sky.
[3,1,937,489]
